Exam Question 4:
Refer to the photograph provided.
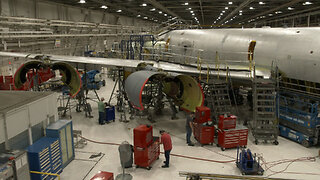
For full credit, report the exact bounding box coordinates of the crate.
[218,125,248,151]
[27,137,62,180]
[195,106,211,123]
[218,114,237,130]
[193,123,215,145]
[134,137,160,169]
[105,106,115,122]
[90,171,114,180]
[134,125,153,148]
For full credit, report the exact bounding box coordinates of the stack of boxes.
[217,114,248,151]
[193,106,215,145]
[133,125,160,170]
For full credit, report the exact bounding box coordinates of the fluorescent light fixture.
[239,13,242,15]
[220,13,223,15]
[184,2,189,5]
[222,10,225,13]
[275,11,282,14]
[150,8,156,11]
[269,14,273,16]
[190,11,194,13]
[225,7,229,9]
[259,1,265,5]
[142,3,147,6]
[164,14,167,16]
[79,0,85,3]
[101,5,108,9]
[249,7,254,10]
[137,15,141,17]
[188,7,192,10]
[288,7,294,10]
[117,9,122,13]
[239,10,243,13]
[159,11,162,14]
[303,1,312,5]
[144,17,148,19]
[228,2,233,5]
[192,13,195,16]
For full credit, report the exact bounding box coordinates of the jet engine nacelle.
[14,60,81,97]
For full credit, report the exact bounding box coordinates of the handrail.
[30,171,60,180]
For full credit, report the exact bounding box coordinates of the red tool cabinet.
[218,114,237,130]
[90,171,114,180]
[193,123,215,145]
[195,106,211,123]
[218,125,248,151]
[133,125,160,170]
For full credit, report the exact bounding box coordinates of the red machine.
[217,125,248,151]
[133,125,160,170]
[90,171,114,180]
[195,106,211,123]
[218,114,237,130]
[193,123,215,145]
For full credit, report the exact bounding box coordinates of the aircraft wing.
[0,51,271,81]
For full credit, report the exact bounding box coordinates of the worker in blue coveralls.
[97,97,106,125]
[186,112,195,146]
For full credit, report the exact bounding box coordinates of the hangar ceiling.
[45,0,320,27]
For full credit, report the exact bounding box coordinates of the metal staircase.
[251,78,279,145]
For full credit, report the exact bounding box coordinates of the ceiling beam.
[218,0,255,24]
[199,0,205,24]
[237,0,304,24]
[145,0,183,20]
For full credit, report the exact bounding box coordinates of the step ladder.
[203,79,232,121]
[251,78,279,145]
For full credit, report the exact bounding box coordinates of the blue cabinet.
[105,106,115,122]
[46,120,74,168]
[27,137,62,180]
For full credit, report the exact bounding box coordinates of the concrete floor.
[60,75,320,180]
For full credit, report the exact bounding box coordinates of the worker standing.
[159,130,172,168]
[97,97,106,125]
[186,112,195,146]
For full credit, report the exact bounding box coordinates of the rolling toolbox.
[218,114,237,130]
[91,171,114,180]
[195,106,211,123]
[105,106,115,123]
[218,125,248,151]
[193,123,215,145]
[133,125,160,170]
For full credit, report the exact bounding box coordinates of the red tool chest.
[218,125,248,151]
[90,171,114,180]
[195,106,211,123]
[134,137,160,169]
[134,125,153,148]
[133,125,160,170]
[218,114,237,130]
[193,123,215,145]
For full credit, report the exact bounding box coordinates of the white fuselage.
[164,27,320,83]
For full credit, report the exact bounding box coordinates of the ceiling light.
[220,13,223,15]
[164,14,167,16]
[144,17,148,19]
[239,10,243,13]
[222,11,225,13]
[150,8,155,11]
[269,14,273,16]
[192,13,195,16]
[159,11,162,14]
[249,7,254,10]
[142,3,147,6]
[79,0,85,3]
[303,2,312,5]
[288,7,294,10]
[117,10,122,13]
[137,15,141,17]
[188,8,192,10]
[239,13,242,15]
[225,7,229,9]
[259,1,265,5]
[190,11,194,13]
[101,5,107,9]
[228,2,233,5]
[184,2,189,5]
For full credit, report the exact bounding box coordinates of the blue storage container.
[27,137,62,180]
[46,120,74,168]
[105,106,115,122]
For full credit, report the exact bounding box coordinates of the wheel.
[255,139,258,145]
[273,140,279,145]
[221,147,225,151]
[301,140,310,148]
[147,166,151,170]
